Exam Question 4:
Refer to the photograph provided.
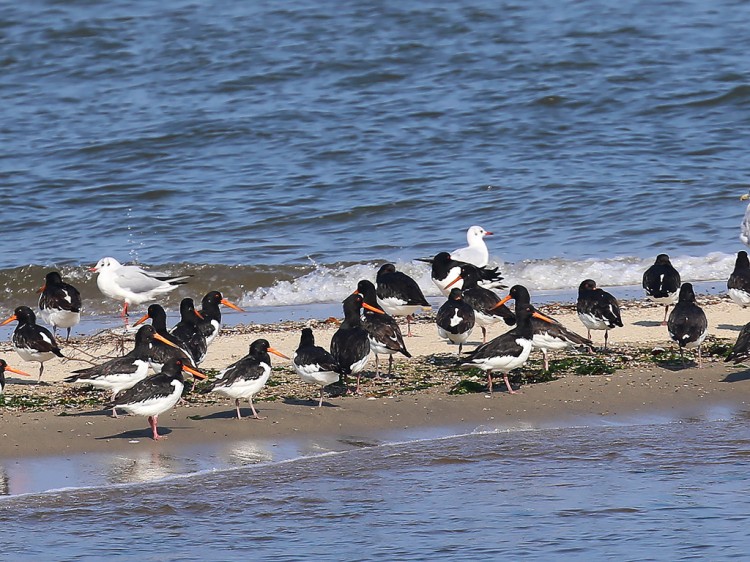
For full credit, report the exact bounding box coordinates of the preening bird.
[642,254,681,324]
[330,293,371,394]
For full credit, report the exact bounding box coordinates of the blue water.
[2,413,750,560]
[3,0,750,557]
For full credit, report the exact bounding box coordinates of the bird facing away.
[436,288,475,354]
[330,293,371,394]
[642,254,681,324]
[445,264,515,343]
[459,303,556,394]
[90,257,190,319]
[375,263,430,337]
[667,283,708,368]
[727,251,750,308]
[0,359,32,395]
[197,290,244,346]
[170,298,208,365]
[355,279,411,378]
[576,279,623,350]
[112,357,206,441]
[38,271,82,340]
[0,306,64,381]
[65,325,182,417]
[451,225,493,267]
[208,339,289,419]
[500,285,591,371]
[292,327,342,407]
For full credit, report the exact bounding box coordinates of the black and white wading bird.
[90,257,190,319]
[292,327,342,407]
[38,271,82,340]
[0,306,64,381]
[170,298,208,365]
[112,357,206,441]
[444,264,515,343]
[451,225,493,267]
[330,293,371,394]
[421,252,504,297]
[197,290,244,346]
[355,280,411,378]
[375,263,431,337]
[727,251,750,309]
[65,325,183,417]
[667,283,708,368]
[576,279,623,350]
[436,288,475,354]
[498,285,591,371]
[642,254,681,324]
[208,339,289,420]
[459,303,556,394]
[0,359,31,395]
[133,304,195,370]
[726,322,750,364]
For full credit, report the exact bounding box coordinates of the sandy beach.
[1,294,749,460]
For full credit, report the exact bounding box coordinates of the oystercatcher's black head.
[736,251,749,268]
[44,271,64,285]
[579,279,597,292]
[447,288,464,301]
[0,306,37,326]
[249,338,289,360]
[299,327,315,347]
[677,282,697,303]
[655,254,671,265]
[509,285,531,304]
[377,263,397,277]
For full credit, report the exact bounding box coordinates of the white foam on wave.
[240,252,738,308]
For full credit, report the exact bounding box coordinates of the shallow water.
[2,411,750,560]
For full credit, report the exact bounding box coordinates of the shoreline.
[2,294,750,494]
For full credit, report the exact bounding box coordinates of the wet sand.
[1,295,749,461]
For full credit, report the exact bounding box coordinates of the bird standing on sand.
[292,327,342,407]
[208,339,289,420]
[91,257,190,319]
[436,288,475,354]
[65,325,182,417]
[38,271,82,340]
[197,290,244,346]
[170,298,208,365]
[451,225,493,267]
[133,304,195,370]
[727,251,750,308]
[375,263,431,337]
[726,322,750,364]
[0,306,64,381]
[499,285,591,371]
[445,264,515,343]
[0,359,31,395]
[112,357,206,441]
[642,254,681,324]
[667,283,708,368]
[330,293,371,394]
[576,279,623,350]
[356,280,411,378]
[459,303,556,394]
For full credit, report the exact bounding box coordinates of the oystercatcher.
[355,280,411,377]
[0,359,31,395]
[667,283,708,368]
[133,304,195,370]
[499,285,591,371]
[90,257,190,319]
[726,322,750,364]
[375,263,430,336]
[170,298,208,365]
[451,225,493,267]
[576,279,623,349]
[65,325,181,416]
[292,327,342,407]
[0,306,64,381]
[423,252,505,297]
[728,251,750,308]
[208,339,289,419]
[445,264,515,343]
[436,288,475,354]
[330,293,371,394]
[112,357,206,440]
[642,254,681,324]
[38,271,82,340]
[197,290,244,346]
[459,303,555,394]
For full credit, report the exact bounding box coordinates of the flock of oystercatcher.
[3,205,750,440]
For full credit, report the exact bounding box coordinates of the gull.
[451,226,493,267]
[90,257,190,318]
